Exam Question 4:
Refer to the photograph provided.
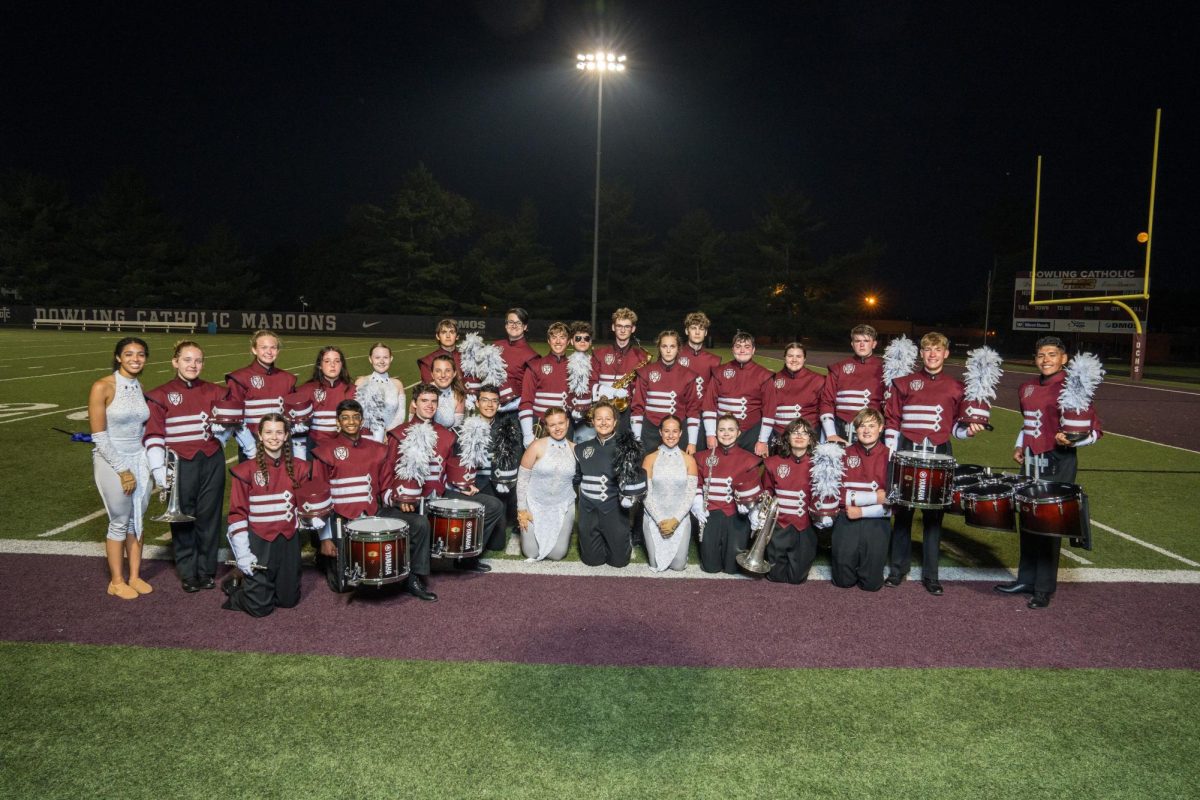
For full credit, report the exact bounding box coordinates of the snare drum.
[961,481,1017,532]
[346,517,410,586]
[428,498,486,558]
[1015,482,1087,539]
[888,451,956,509]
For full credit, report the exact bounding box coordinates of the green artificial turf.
[1,642,1197,799]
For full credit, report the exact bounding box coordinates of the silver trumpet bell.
[736,494,778,575]
[151,449,196,523]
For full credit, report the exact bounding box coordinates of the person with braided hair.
[222,413,331,616]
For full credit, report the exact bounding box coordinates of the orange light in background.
[1137,231,1149,243]
[864,295,878,307]
[772,283,787,297]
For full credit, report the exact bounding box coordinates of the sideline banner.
[2,305,565,340]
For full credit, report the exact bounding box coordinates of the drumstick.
[222,560,268,572]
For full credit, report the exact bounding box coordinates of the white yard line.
[1091,520,1200,567]
[0,405,88,425]
[2,538,1197,583]
[36,455,239,537]
[1058,548,1093,565]
[0,348,253,382]
[35,510,109,537]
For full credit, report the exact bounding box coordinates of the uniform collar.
[252,360,275,375]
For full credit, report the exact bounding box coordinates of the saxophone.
[608,353,653,412]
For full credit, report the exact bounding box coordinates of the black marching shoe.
[197,577,216,590]
[884,572,905,588]
[181,578,201,593]
[457,558,491,573]
[922,578,944,596]
[408,575,438,602]
[1028,592,1052,609]
[994,581,1034,595]
[221,573,242,596]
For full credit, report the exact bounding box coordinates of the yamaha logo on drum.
[917,469,928,500]
[250,375,265,389]
[383,543,393,574]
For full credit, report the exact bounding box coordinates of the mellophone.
[335,497,487,589]
[889,451,1091,549]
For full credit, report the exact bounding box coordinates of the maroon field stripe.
[2,554,1197,669]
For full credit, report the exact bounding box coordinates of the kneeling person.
[830,408,891,591]
[224,414,331,616]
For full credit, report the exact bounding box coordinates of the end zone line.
[1092,520,1200,567]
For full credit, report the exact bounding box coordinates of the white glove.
[152,466,168,489]
[571,410,582,421]
[228,531,257,576]
[303,515,327,531]
[465,394,477,411]
[631,420,643,441]
[690,495,709,526]
[620,496,634,509]
[235,426,257,458]
[495,482,510,494]
[597,385,615,399]
[748,507,762,530]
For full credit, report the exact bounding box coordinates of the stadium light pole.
[577,50,626,335]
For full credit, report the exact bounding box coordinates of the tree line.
[1,165,884,341]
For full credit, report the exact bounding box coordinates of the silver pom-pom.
[356,380,387,434]
[963,346,1004,403]
[882,335,918,387]
[455,415,492,468]
[395,421,437,482]
[1059,352,1105,413]
[810,442,845,504]
[568,350,592,395]
[459,332,507,386]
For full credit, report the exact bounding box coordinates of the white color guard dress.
[642,445,695,571]
[93,372,151,540]
[525,439,577,560]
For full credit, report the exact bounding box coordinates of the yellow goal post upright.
[1028,107,1161,381]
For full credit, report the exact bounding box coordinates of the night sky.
[4,1,1196,320]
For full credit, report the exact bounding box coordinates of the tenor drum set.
[888,450,1091,548]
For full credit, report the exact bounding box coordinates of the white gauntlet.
[91,431,126,472]
[516,466,533,512]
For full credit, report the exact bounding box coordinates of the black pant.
[577,502,631,567]
[889,436,951,582]
[1017,446,1077,594]
[831,515,890,591]
[171,448,226,582]
[765,524,817,584]
[443,489,507,554]
[699,511,750,574]
[225,531,302,617]
[889,507,943,582]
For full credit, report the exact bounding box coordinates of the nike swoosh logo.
[361,321,382,328]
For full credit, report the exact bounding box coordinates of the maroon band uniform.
[220,361,296,437]
[819,354,884,440]
[417,347,462,385]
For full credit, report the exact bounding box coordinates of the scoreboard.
[1012,269,1147,334]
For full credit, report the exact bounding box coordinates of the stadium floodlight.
[576,49,627,334]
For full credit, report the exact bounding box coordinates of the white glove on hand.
[748,507,762,530]
[228,531,257,576]
[690,496,709,526]
[620,496,634,509]
[152,467,168,490]
[495,482,510,494]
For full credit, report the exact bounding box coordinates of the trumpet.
[607,353,653,412]
[736,494,778,575]
[151,449,196,523]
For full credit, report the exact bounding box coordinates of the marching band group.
[88,309,1102,616]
